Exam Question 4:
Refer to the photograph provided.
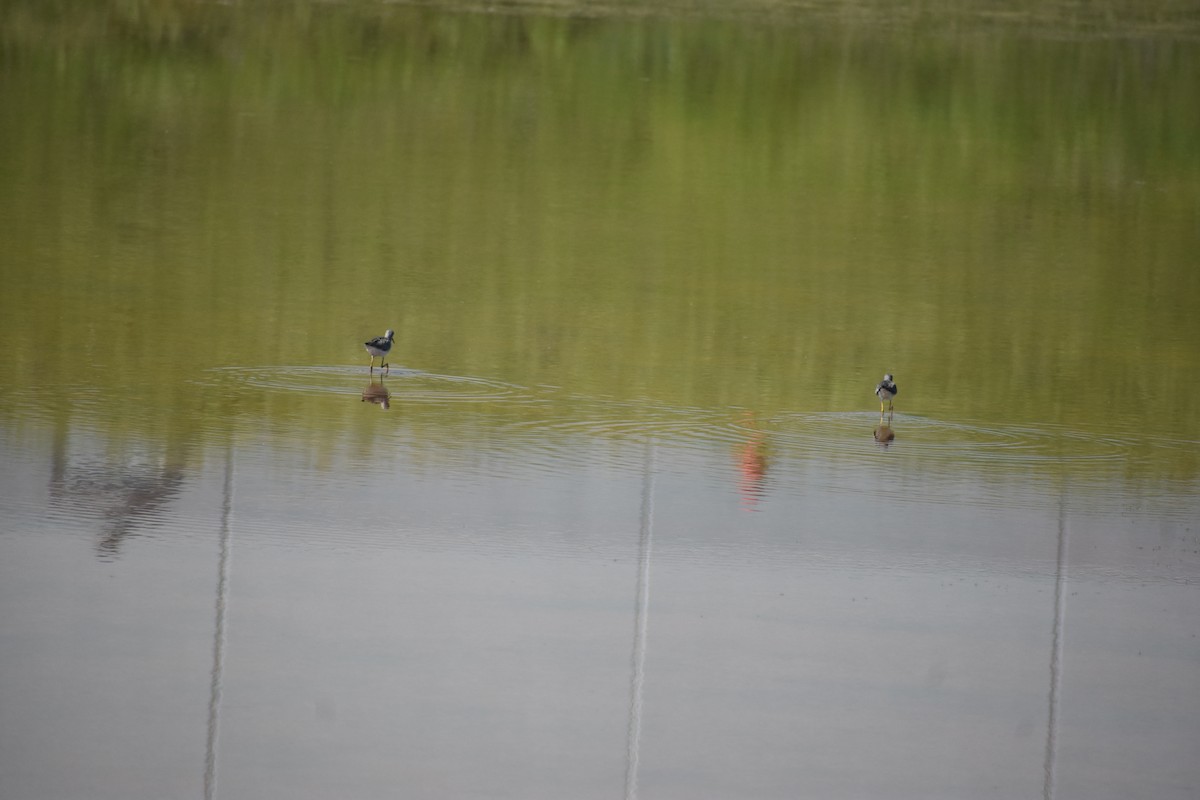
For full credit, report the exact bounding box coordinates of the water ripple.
[199,368,1173,486]
[724,411,1142,468]
[207,365,534,404]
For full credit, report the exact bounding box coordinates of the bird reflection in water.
[873,421,896,446]
[735,412,769,509]
[361,377,390,410]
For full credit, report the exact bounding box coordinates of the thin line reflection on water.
[204,444,233,800]
[1043,484,1068,800]
[625,440,655,800]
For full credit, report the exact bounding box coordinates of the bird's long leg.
[382,360,389,375]
[369,356,376,372]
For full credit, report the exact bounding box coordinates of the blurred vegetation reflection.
[1,0,1198,482]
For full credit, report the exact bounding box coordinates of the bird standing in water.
[875,373,898,415]
[365,329,395,373]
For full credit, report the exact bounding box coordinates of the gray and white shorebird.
[364,329,395,373]
[875,373,898,415]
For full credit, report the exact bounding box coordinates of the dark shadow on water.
[49,419,187,560]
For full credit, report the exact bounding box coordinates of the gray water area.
[2,2,1200,797]
[2,388,1197,800]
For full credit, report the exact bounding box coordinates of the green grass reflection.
[1,1,1197,484]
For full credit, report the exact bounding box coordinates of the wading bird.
[365,329,395,373]
[875,373,898,415]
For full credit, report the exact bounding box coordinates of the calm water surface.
[1,3,1199,799]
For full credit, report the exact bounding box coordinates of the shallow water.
[1,3,1199,799]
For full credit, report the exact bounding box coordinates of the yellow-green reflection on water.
[0,1,1198,484]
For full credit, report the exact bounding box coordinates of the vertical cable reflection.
[205,445,234,800]
[1043,486,1068,800]
[625,441,656,800]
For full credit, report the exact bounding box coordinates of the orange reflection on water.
[735,412,769,510]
